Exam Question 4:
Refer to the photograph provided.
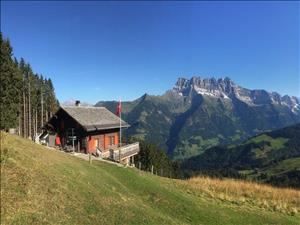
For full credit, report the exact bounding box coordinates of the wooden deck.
[110,142,140,162]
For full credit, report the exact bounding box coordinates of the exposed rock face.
[173,77,300,113]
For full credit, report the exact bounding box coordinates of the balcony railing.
[110,142,140,162]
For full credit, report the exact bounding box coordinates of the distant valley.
[182,123,300,188]
[96,77,300,159]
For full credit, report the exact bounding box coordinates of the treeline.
[127,137,181,178]
[0,33,59,138]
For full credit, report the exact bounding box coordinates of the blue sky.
[1,1,299,103]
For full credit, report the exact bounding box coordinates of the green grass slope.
[1,133,300,225]
[182,123,300,188]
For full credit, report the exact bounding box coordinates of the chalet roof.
[61,106,129,131]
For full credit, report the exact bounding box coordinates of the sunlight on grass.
[182,176,300,215]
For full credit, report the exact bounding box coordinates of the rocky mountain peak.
[173,76,300,114]
[174,76,238,99]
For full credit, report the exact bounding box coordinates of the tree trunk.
[19,100,22,136]
[33,110,36,140]
[41,89,43,128]
[35,109,38,136]
[45,110,48,123]
[28,78,31,140]
[23,86,26,138]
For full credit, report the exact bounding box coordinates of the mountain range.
[181,123,300,188]
[96,77,300,159]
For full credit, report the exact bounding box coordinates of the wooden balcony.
[109,142,140,162]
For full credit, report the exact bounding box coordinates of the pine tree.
[32,74,40,138]
[1,32,59,135]
[0,33,22,131]
[46,78,58,117]
[132,139,181,178]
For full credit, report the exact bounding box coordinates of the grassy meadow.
[1,132,300,225]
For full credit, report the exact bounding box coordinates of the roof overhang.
[85,123,130,132]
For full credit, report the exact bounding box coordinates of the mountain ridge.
[173,77,300,113]
[96,77,300,159]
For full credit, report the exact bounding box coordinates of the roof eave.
[85,124,130,132]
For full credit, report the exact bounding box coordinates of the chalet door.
[81,138,87,153]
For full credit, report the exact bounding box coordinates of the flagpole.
[119,99,122,163]
[119,99,122,147]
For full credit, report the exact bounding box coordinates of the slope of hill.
[182,123,300,188]
[96,77,300,159]
[1,133,300,224]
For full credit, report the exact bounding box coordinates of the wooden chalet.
[43,104,139,165]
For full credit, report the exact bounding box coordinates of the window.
[109,136,115,146]
[95,138,99,148]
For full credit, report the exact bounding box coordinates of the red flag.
[116,100,122,117]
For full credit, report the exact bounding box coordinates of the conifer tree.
[0,32,59,135]
[0,33,22,131]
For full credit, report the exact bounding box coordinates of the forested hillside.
[0,33,58,137]
[130,138,181,178]
[182,123,300,188]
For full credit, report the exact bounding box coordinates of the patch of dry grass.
[181,176,300,215]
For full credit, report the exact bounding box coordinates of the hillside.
[96,77,300,159]
[1,133,300,225]
[182,123,300,188]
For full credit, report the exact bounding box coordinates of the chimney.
[75,100,81,107]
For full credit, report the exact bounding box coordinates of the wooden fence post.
[89,153,92,164]
[151,165,153,174]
